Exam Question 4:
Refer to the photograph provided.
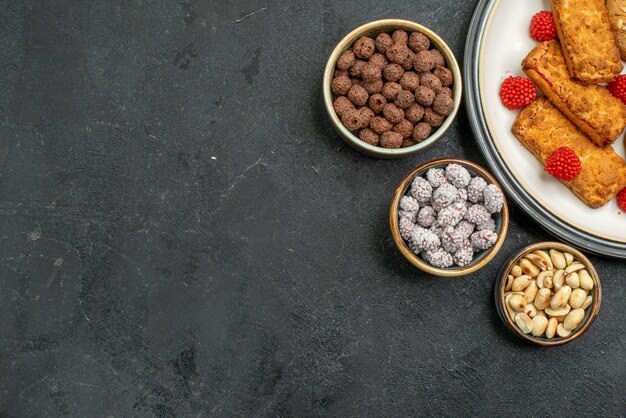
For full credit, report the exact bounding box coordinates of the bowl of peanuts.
[323,19,462,158]
[496,242,602,346]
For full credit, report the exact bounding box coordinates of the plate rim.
[464,0,626,259]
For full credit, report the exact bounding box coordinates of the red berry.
[544,147,581,181]
[499,76,537,110]
[608,75,626,105]
[530,11,558,42]
[617,188,626,212]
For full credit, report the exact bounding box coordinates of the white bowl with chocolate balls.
[323,19,462,158]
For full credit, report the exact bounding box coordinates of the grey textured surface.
[0,0,624,417]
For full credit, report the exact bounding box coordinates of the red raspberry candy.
[529,11,558,42]
[544,147,581,181]
[608,75,626,105]
[617,188,626,212]
[499,76,537,110]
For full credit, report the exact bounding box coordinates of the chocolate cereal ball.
[402,138,418,148]
[369,53,388,69]
[333,96,354,117]
[430,49,446,67]
[348,85,369,106]
[412,122,432,142]
[370,116,393,134]
[399,72,420,91]
[408,32,430,52]
[341,108,362,131]
[349,60,367,77]
[383,63,404,82]
[359,128,380,146]
[368,93,387,114]
[395,89,415,109]
[402,50,415,70]
[380,131,403,148]
[392,30,409,44]
[383,103,405,124]
[362,78,383,94]
[415,85,435,106]
[424,107,445,126]
[386,42,410,64]
[375,33,393,53]
[331,75,352,96]
[433,66,453,87]
[361,62,382,82]
[440,86,453,97]
[394,119,413,139]
[405,103,425,123]
[354,36,376,58]
[337,50,356,70]
[359,107,375,127]
[413,50,436,72]
[381,82,402,100]
[420,72,443,93]
[432,92,455,116]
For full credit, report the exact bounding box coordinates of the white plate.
[465,0,626,257]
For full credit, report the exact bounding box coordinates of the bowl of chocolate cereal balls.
[323,19,462,158]
[390,158,509,277]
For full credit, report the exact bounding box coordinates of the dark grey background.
[0,0,624,416]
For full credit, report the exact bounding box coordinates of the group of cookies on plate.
[499,0,626,211]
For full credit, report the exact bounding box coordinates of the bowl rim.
[323,19,463,159]
[389,157,510,277]
[495,241,602,346]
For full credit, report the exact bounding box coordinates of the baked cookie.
[550,0,623,83]
[512,97,626,208]
[606,0,626,59]
[522,40,626,147]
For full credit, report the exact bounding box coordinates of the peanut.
[509,294,527,312]
[515,313,533,334]
[519,258,540,277]
[511,265,523,277]
[531,314,549,337]
[579,269,594,291]
[534,288,551,310]
[550,249,567,269]
[565,262,585,274]
[563,308,585,331]
[553,270,565,291]
[564,252,574,266]
[556,323,571,337]
[505,274,514,292]
[525,253,549,271]
[581,295,593,310]
[544,305,571,317]
[533,250,553,270]
[569,288,587,309]
[550,285,572,309]
[546,317,558,338]
[512,275,532,292]
[565,272,580,289]
[537,270,553,288]
[524,281,538,303]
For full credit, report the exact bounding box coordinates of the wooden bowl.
[323,19,462,159]
[495,242,602,346]
[390,158,509,277]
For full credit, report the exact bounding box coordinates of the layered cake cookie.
[512,97,626,208]
[522,40,626,147]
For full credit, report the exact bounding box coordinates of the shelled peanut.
[503,249,594,338]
